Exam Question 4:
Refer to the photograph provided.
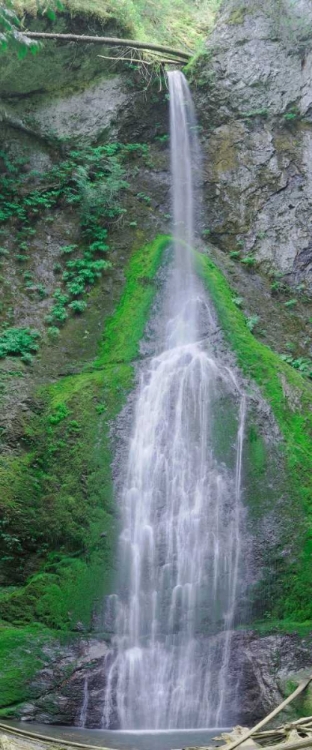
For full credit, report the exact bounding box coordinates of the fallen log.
[0,725,112,750]
[218,675,312,750]
[263,737,312,750]
[24,32,191,60]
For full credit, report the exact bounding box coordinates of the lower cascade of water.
[100,71,248,730]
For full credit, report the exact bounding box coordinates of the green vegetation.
[196,250,312,625]
[228,6,246,25]
[4,0,221,52]
[0,1,63,55]
[0,327,40,362]
[281,354,312,380]
[96,235,169,367]
[246,314,260,332]
[0,236,169,635]
[0,143,150,345]
[241,255,256,267]
[0,623,56,708]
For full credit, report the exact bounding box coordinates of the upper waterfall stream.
[102,71,247,730]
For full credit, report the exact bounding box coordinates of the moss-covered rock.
[197,249,312,626]
[0,235,169,631]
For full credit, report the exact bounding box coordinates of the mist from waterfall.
[102,71,246,730]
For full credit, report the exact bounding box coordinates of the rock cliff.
[0,0,312,728]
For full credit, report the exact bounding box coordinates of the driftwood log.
[218,676,312,750]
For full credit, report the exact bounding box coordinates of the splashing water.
[102,71,246,729]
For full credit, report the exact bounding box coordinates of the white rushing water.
[79,676,89,728]
[102,71,246,729]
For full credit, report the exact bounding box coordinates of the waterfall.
[79,676,89,728]
[102,71,246,730]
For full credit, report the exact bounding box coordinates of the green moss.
[0,235,169,633]
[228,7,246,25]
[11,0,220,54]
[250,619,312,637]
[0,623,55,707]
[196,250,312,622]
[96,235,170,367]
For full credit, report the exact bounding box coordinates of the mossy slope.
[0,235,169,711]
[197,250,312,626]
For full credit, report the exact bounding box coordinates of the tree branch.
[97,54,178,65]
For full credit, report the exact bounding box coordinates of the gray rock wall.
[195,0,312,286]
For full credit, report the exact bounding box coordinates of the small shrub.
[21,352,34,365]
[96,404,107,414]
[281,355,312,379]
[66,281,85,296]
[48,403,70,425]
[284,299,297,308]
[68,420,80,432]
[47,326,60,339]
[232,296,243,308]
[36,284,48,299]
[0,328,40,359]
[45,306,68,325]
[241,255,256,267]
[246,315,260,332]
[68,300,87,314]
[230,251,240,260]
[89,241,109,254]
[137,192,151,204]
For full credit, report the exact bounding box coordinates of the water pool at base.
[3,723,230,750]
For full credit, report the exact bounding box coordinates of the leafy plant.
[283,108,300,122]
[0,1,63,56]
[230,251,240,260]
[0,327,40,360]
[137,192,151,204]
[68,300,87,314]
[35,284,48,298]
[284,299,297,308]
[48,403,70,425]
[246,315,260,332]
[47,326,60,339]
[232,296,243,308]
[271,281,283,293]
[241,255,256,267]
[281,355,312,379]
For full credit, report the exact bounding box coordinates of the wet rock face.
[16,630,312,727]
[18,639,109,727]
[231,630,312,725]
[195,0,312,286]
